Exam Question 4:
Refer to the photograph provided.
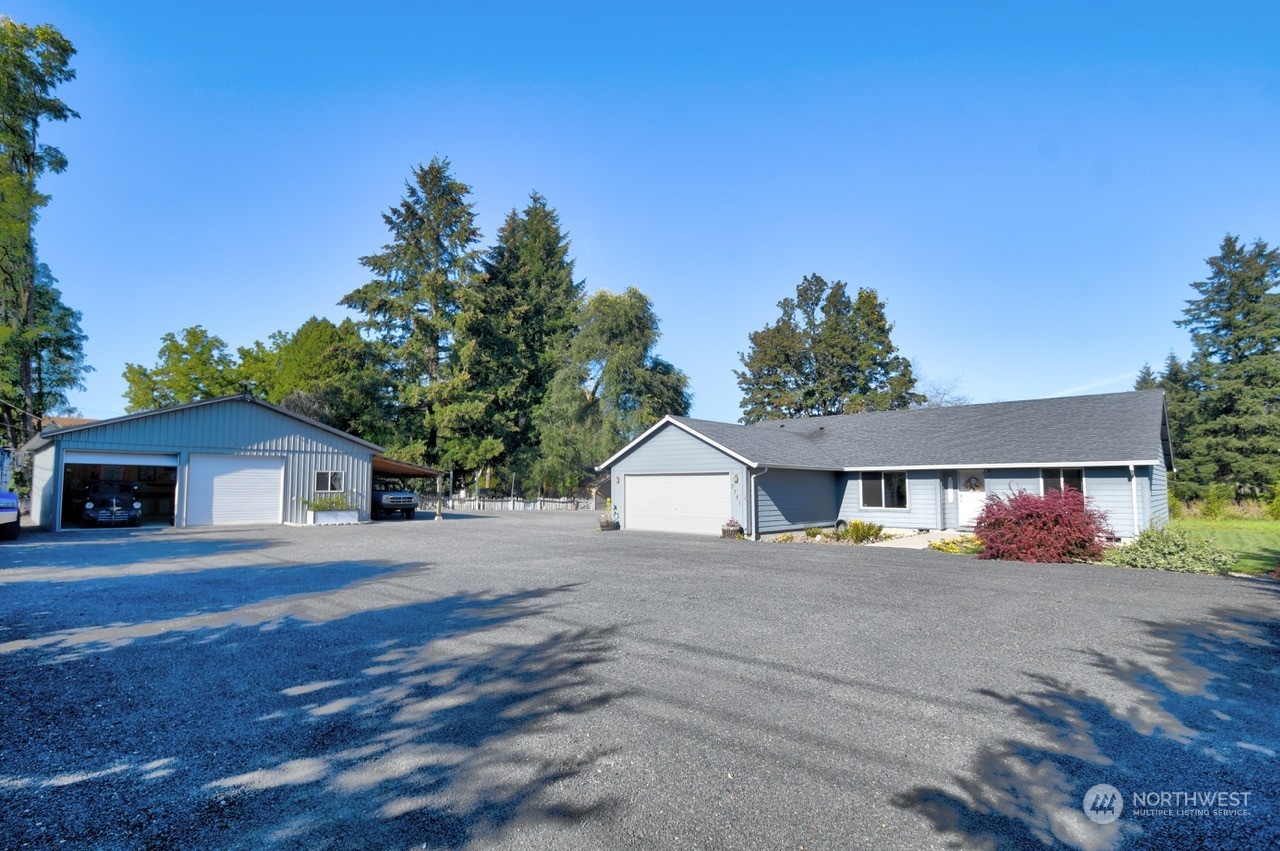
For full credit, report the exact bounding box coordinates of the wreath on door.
[964,476,982,492]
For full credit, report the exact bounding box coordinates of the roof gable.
[25,395,385,454]
[602,391,1171,471]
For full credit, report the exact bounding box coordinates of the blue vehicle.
[0,488,17,541]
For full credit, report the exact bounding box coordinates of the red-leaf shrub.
[973,488,1112,563]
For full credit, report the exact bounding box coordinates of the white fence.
[449,496,594,512]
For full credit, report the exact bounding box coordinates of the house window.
[861,472,907,509]
[315,471,344,493]
[1042,468,1083,494]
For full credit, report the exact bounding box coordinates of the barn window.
[315,471,344,492]
[861,472,907,509]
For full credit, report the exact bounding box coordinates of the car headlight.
[133,502,142,510]
[84,501,95,510]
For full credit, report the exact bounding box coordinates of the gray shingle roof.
[657,390,1172,470]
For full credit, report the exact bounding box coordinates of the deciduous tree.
[122,326,239,411]
[533,288,690,494]
[0,17,85,451]
[736,274,922,423]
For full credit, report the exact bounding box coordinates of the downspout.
[1128,464,1140,538]
[750,466,769,541]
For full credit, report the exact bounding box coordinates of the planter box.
[599,520,620,531]
[309,509,359,525]
[721,525,744,539]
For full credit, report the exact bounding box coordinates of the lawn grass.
[1170,517,1280,576]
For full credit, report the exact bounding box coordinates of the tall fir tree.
[736,274,922,423]
[1133,363,1158,390]
[340,158,481,465]
[433,193,581,487]
[1175,235,1280,493]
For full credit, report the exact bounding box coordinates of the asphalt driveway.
[0,512,1275,850]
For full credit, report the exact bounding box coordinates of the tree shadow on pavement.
[894,598,1279,850]
[0,572,623,848]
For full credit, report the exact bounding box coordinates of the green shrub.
[836,519,885,543]
[804,526,824,538]
[929,535,982,554]
[1168,490,1185,520]
[303,493,355,511]
[774,533,796,543]
[1102,527,1236,574]
[1268,478,1280,521]
[1201,484,1232,520]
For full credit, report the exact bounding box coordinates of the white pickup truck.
[371,478,419,520]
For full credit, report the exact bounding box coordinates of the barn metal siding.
[27,444,56,528]
[32,398,377,527]
[755,469,839,534]
[610,424,748,532]
[837,471,943,529]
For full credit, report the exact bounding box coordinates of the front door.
[957,469,985,529]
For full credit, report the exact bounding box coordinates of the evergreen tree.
[533,288,690,494]
[433,193,581,487]
[1133,363,1158,390]
[1175,235,1280,494]
[736,274,922,423]
[340,158,481,463]
[0,17,85,451]
[1156,352,1199,468]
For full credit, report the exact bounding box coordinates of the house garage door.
[187,455,284,526]
[624,473,731,536]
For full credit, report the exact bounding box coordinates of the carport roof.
[373,456,441,478]
[599,390,1174,471]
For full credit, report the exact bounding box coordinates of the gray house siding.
[610,424,749,531]
[755,469,839,534]
[985,470,1041,500]
[1149,463,1169,528]
[837,471,942,529]
[1081,467,1135,538]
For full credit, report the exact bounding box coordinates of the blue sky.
[11,1,1280,423]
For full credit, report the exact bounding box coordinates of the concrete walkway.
[867,528,972,549]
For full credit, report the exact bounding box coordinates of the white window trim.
[1039,468,1086,497]
[861,471,909,511]
[315,471,344,493]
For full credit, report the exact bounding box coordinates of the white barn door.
[187,455,284,526]
[624,473,730,536]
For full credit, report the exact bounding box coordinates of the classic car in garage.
[80,480,143,528]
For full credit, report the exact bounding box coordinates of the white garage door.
[187,455,284,526]
[624,473,731,536]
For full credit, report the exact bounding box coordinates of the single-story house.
[22,394,434,530]
[598,390,1174,540]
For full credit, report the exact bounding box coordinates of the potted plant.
[303,493,359,525]
[721,518,744,539]
[599,497,620,531]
